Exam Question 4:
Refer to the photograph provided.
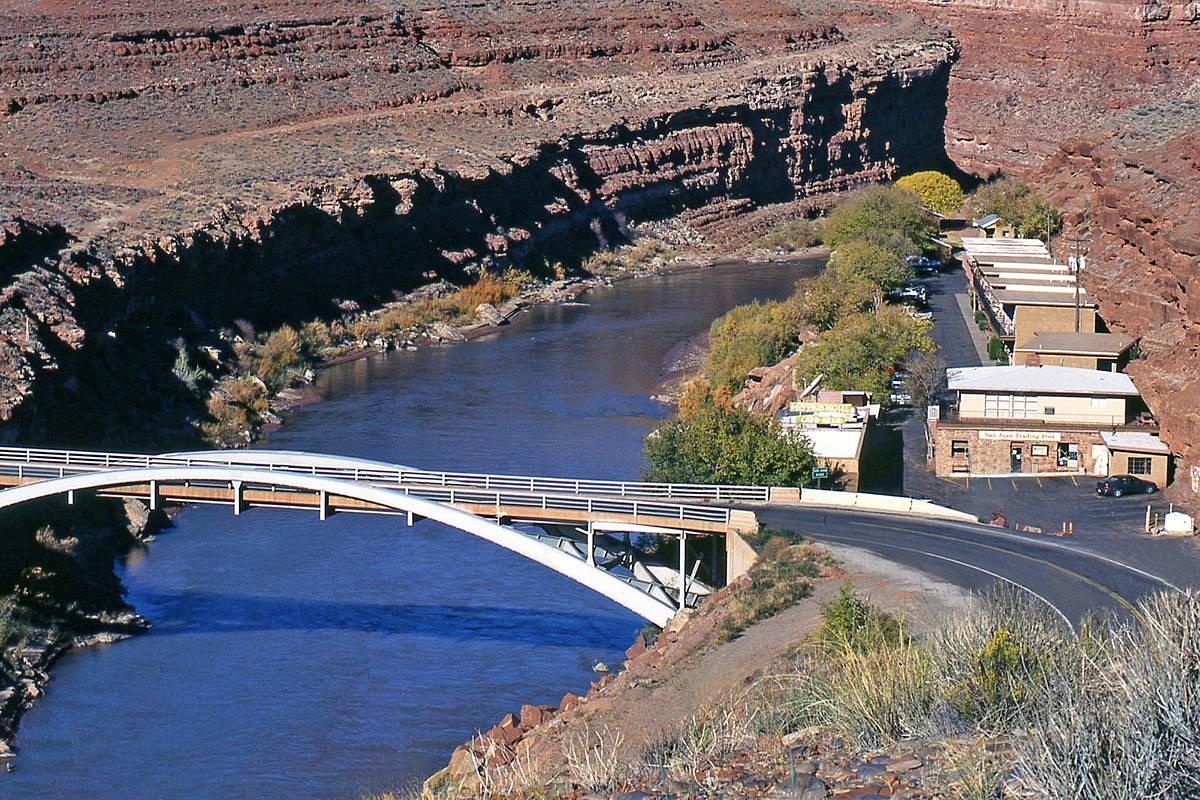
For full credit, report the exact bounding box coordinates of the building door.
[1010,445,1024,473]
[1091,445,1110,477]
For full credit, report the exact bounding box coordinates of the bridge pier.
[678,530,687,610]
[148,480,159,511]
[232,480,244,515]
[319,490,331,521]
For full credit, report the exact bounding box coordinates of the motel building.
[927,364,1172,485]
[780,390,878,491]
[958,236,1102,352]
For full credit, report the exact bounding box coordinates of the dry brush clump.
[717,532,824,642]
[752,585,1200,799]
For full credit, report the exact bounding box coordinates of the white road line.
[838,513,1183,593]
[815,533,1076,632]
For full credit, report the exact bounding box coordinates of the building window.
[1031,444,1049,457]
[1128,457,1153,476]
[951,440,969,457]
[1057,442,1079,468]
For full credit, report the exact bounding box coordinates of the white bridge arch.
[0,466,681,626]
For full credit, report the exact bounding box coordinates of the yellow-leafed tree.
[896,171,964,216]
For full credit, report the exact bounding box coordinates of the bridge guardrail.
[0,447,771,504]
[0,460,733,526]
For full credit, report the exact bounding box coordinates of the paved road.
[852,266,1200,602]
[758,505,1181,628]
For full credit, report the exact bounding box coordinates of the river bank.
[419,541,974,799]
[1,258,821,797]
[248,241,828,443]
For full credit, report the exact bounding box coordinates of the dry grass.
[562,724,625,793]
[717,534,823,642]
[640,699,755,784]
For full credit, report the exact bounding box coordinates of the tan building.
[959,237,1099,348]
[780,391,878,491]
[1014,331,1135,371]
[928,365,1171,483]
[1100,432,1171,487]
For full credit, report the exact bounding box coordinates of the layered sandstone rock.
[0,1,958,443]
[1038,104,1200,499]
[877,0,1200,173]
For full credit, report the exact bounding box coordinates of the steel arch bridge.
[0,448,779,627]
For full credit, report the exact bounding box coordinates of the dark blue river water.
[2,259,817,800]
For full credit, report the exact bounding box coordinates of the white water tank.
[1163,511,1195,534]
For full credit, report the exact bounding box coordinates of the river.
[3,258,819,800]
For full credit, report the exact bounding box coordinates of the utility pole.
[1065,233,1089,333]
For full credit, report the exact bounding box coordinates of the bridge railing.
[0,447,771,504]
[0,457,735,525]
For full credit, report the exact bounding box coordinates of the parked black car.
[1095,475,1158,497]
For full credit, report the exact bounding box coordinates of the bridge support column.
[406,511,425,527]
[67,489,74,506]
[678,530,687,610]
[148,480,159,511]
[231,480,243,516]
[586,523,595,567]
[319,490,330,521]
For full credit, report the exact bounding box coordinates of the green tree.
[827,239,912,293]
[642,398,816,486]
[704,298,805,390]
[823,185,936,253]
[972,177,1061,239]
[897,171,964,216]
[793,306,935,400]
[797,272,877,330]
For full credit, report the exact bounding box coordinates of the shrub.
[251,324,304,390]
[703,297,805,390]
[642,395,816,486]
[986,336,1007,362]
[897,171,964,216]
[755,218,823,251]
[823,185,936,253]
[971,177,1061,239]
[200,376,269,447]
[973,310,986,330]
[817,583,905,653]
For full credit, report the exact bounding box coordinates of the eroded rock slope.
[0,0,957,443]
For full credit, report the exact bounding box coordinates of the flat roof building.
[928,365,1170,482]
[958,237,1099,347]
[1014,331,1135,371]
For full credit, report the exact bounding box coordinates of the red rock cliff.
[0,1,958,443]
[877,0,1200,173]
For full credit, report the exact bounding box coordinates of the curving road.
[756,506,1183,629]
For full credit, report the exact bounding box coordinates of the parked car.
[1095,475,1158,497]
[906,255,939,267]
[889,390,913,406]
[888,286,928,304]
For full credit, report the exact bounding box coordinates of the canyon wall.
[1040,108,1200,498]
[0,0,958,446]
[878,0,1200,173]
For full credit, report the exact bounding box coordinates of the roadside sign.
[811,467,830,479]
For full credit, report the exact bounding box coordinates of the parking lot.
[866,264,1200,585]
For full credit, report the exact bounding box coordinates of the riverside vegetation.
[196,239,678,447]
[643,182,941,484]
[405,581,1200,799]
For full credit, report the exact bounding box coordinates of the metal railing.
[0,449,739,525]
[0,447,770,503]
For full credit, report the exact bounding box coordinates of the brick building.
[928,365,1171,483]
